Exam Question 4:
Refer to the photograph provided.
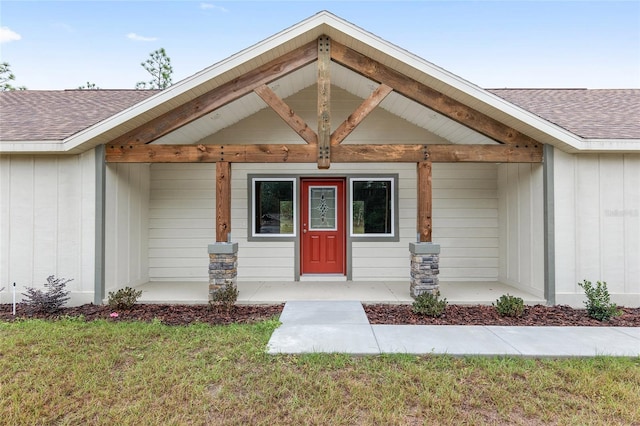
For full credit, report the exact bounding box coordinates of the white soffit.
[153,62,497,146]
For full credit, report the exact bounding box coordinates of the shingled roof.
[489,89,640,139]
[0,90,159,141]
[1,87,638,143]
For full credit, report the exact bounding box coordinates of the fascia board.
[0,141,67,153]
[579,139,640,152]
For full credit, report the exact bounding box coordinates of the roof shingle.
[488,89,640,139]
[0,90,159,141]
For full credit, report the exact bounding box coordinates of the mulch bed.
[364,304,640,327]
[1,303,639,327]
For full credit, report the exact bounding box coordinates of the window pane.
[254,181,294,235]
[352,180,392,235]
[309,187,336,230]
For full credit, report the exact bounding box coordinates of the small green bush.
[22,275,72,314]
[209,280,238,312]
[493,294,525,317]
[108,287,142,310]
[578,280,621,321]
[412,291,447,317]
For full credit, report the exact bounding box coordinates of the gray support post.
[94,145,106,305]
[543,144,556,305]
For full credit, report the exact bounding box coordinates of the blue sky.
[1,1,639,90]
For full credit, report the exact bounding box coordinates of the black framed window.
[251,178,296,237]
[350,178,394,237]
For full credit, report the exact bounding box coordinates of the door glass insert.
[309,186,337,230]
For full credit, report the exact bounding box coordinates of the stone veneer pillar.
[409,242,441,298]
[208,242,238,301]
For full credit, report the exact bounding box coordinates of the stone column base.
[409,242,440,298]
[208,243,238,301]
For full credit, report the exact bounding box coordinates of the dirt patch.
[1,302,638,326]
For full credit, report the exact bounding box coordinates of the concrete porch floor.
[134,280,546,306]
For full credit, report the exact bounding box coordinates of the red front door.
[301,179,346,275]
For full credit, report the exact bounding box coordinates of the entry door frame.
[300,177,346,276]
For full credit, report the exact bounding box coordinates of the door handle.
[303,229,307,233]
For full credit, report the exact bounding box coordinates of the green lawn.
[1,318,638,425]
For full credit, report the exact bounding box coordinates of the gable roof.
[1,11,639,154]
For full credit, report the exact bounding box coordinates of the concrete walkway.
[267,301,640,357]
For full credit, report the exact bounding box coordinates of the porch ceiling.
[151,62,498,146]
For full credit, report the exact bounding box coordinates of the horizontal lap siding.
[0,153,96,303]
[433,163,499,281]
[148,163,215,281]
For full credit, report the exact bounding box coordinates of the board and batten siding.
[553,150,640,306]
[497,163,544,297]
[0,152,97,305]
[105,163,151,291]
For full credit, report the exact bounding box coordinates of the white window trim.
[251,177,297,238]
[349,177,395,238]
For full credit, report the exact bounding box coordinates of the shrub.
[22,275,72,314]
[493,294,525,317]
[108,287,143,310]
[412,291,447,317]
[209,280,238,312]
[578,280,621,321]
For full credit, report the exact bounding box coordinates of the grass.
[1,318,639,425]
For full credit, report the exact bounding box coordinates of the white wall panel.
[105,163,150,290]
[0,153,96,305]
[433,163,500,282]
[553,150,640,306]
[147,163,215,281]
[497,163,544,297]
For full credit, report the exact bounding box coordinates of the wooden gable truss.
[105,36,543,243]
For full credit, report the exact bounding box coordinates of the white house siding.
[497,163,544,297]
[433,163,500,282]
[554,150,640,307]
[0,152,97,305]
[105,163,150,291]
[147,163,215,281]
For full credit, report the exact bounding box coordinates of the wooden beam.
[331,83,393,145]
[317,36,331,169]
[330,41,541,148]
[254,84,317,144]
[109,41,318,147]
[106,143,316,163]
[106,143,542,163]
[332,143,543,163]
[417,161,432,242]
[216,162,231,242]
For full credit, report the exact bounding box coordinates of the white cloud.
[126,32,158,42]
[0,26,22,44]
[200,3,228,12]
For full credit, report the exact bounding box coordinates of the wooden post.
[317,36,331,169]
[417,161,432,242]
[216,161,231,242]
